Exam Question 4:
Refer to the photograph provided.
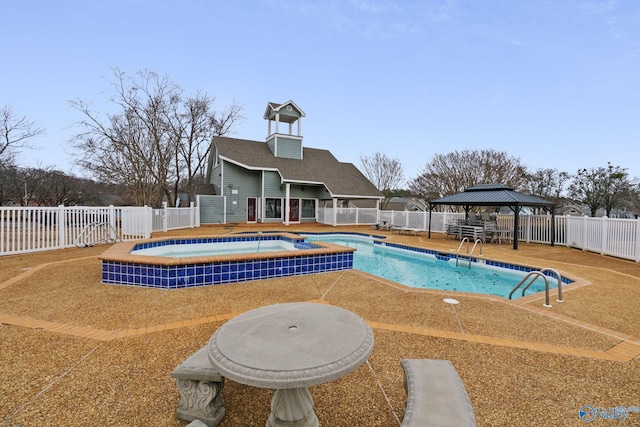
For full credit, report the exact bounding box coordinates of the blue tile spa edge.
[101,234,354,289]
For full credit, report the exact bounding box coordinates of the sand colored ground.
[1,224,638,426]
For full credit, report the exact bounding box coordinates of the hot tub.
[99,233,355,289]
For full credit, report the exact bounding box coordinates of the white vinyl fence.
[565,215,640,261]
[3,203,640,262]
[0,205,151,255]
[317,208,640,262]
[0,203,199,256]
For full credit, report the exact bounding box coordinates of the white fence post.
[190,201,196,228]
[332,199,337,227]
[162,202,168,232]
[108,205,117,241]
[601,216,608,256]
[146,206,153,238]
[635,217,640,262]
[57,205,66,248]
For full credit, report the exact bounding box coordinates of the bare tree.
[409,149,528,209]
[524,168,570,212]
[70,68,242,207]
[168,93,243,204]
[359,152,404,209]
[525,168,570,201]
[25,167,95,206]
[0,105,45,166]
[0,163,21,205]
[568,163,636,216]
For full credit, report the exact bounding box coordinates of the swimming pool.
[304,233,567,298]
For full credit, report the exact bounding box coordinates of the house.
[383,197,427,211]
[556,203,584,216]
[203,101,383,224]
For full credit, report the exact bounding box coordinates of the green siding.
[209,163,222,195]
[275,136,302,159]
[204,160,328,224]
[199,195,225,224]
[267,138,276,156]
[221,162,261,223]
[263,171,282,197]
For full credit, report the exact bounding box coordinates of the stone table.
[207,302,374,427]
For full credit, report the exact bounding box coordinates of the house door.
[289,198,299,222]
[247,198,256,222]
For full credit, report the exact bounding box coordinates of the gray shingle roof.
[430,184,555,207]
[214,136,383,199]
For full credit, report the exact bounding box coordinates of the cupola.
[263,100,306,159]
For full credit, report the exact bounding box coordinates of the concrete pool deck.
[1,224,639,426]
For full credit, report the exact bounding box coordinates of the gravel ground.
[1,225,638,427]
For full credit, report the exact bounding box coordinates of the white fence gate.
[151,202,200,232]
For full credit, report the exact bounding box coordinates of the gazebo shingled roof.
[428,184,556,249]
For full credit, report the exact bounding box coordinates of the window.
[301,199,316,219]
[265,198,282,219]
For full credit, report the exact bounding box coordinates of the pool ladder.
[509,268,564,307]
[455,238,483,269]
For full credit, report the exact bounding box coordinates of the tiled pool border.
[100,233,355,289]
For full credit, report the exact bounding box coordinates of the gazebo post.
[513,203,520,250]
[550,207,556,246]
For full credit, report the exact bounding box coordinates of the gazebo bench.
[171,346,226,426]
[400,359,476,427]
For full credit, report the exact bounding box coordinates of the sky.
[2,0,640,184]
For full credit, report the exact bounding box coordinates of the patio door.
[289,198,299,222]
[247,198,256,222]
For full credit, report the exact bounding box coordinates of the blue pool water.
[305,234,557,298]
[130,240,301,257]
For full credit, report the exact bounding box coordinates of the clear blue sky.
[2,0,639,183]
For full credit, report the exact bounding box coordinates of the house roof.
[430,184,556,208]
[384,197,427,211]
[213,136,383,199]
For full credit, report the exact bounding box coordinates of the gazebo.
[428,184,556,250]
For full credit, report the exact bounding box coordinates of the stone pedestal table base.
[266,387,319,427]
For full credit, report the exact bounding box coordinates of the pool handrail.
[522,268,563,303]
[509,271,550,306]
[509,268,563,307]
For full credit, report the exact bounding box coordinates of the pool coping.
[100,232,355,266]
